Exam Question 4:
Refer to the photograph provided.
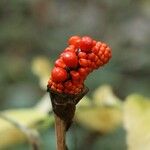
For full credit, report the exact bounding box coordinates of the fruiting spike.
[48,36,112,95]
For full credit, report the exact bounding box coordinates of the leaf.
[77,96,91,107]
[76,106,122,133]
[75,85,122,133]
[31,56,52,90]
[0,108,54,149]
[93,85,122,107]
[123,94,150,150]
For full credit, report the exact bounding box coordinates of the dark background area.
[0,0,150,149]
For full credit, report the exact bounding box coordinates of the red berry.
[95,60,103,68]
[97,44,112,64]
[92,46,99,54]
[92,42,102,54]
[104,50,109,56]
[78,68,87,76]
[92,40,97,46]
[57,83,64,90]
[51,67,68,82]
[87,53,96,61]
[61,51,78,68]
[48,36,112,95]
[79,58,89,67]
[101,43,107,48]
[56,89,63,93]
[85,67,92,74]
[55,58,66,68]
[78,52,87,59]
[48,79,52,87]
[70,71,80,81]
[87,60,92,67]
[64,81,72,89]
[64,45,75,52]
[80,36,93,52]
[51,85,57,91]
[68,90,75,95]
[91,62,96,68]
[98,50,103,56]
[105,47,112,57]
[68,36,81,48]
[100,46,105,53]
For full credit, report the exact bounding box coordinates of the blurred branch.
[0,113,41,150]
[0,107,54,149]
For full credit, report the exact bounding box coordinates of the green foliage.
[0,0,150,149]
[0,86,150,150]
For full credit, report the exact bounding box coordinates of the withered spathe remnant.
[47,85,89,130]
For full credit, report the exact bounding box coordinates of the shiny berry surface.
[79,36,93,52]
[48,35,112,95]
[55,58,66,68]
[61,51,78,68]
[51,67,68,82]
[68,35,81,48]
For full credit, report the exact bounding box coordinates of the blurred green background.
[0,0,150,150]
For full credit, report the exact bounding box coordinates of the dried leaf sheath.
[47,86,88,150]
[47,86,89,130]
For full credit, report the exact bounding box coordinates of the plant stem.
[55,114,67,150]
[48,87,89,150]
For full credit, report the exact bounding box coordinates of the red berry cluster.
[48,36,112,95]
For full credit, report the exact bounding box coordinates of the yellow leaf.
[75,85,122,133]
[0,108,53,149]
[76,106,122,133]
[77,96,91,108]
[123,94,150,150]
[93,85,121,107]
[31,56,52,90]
